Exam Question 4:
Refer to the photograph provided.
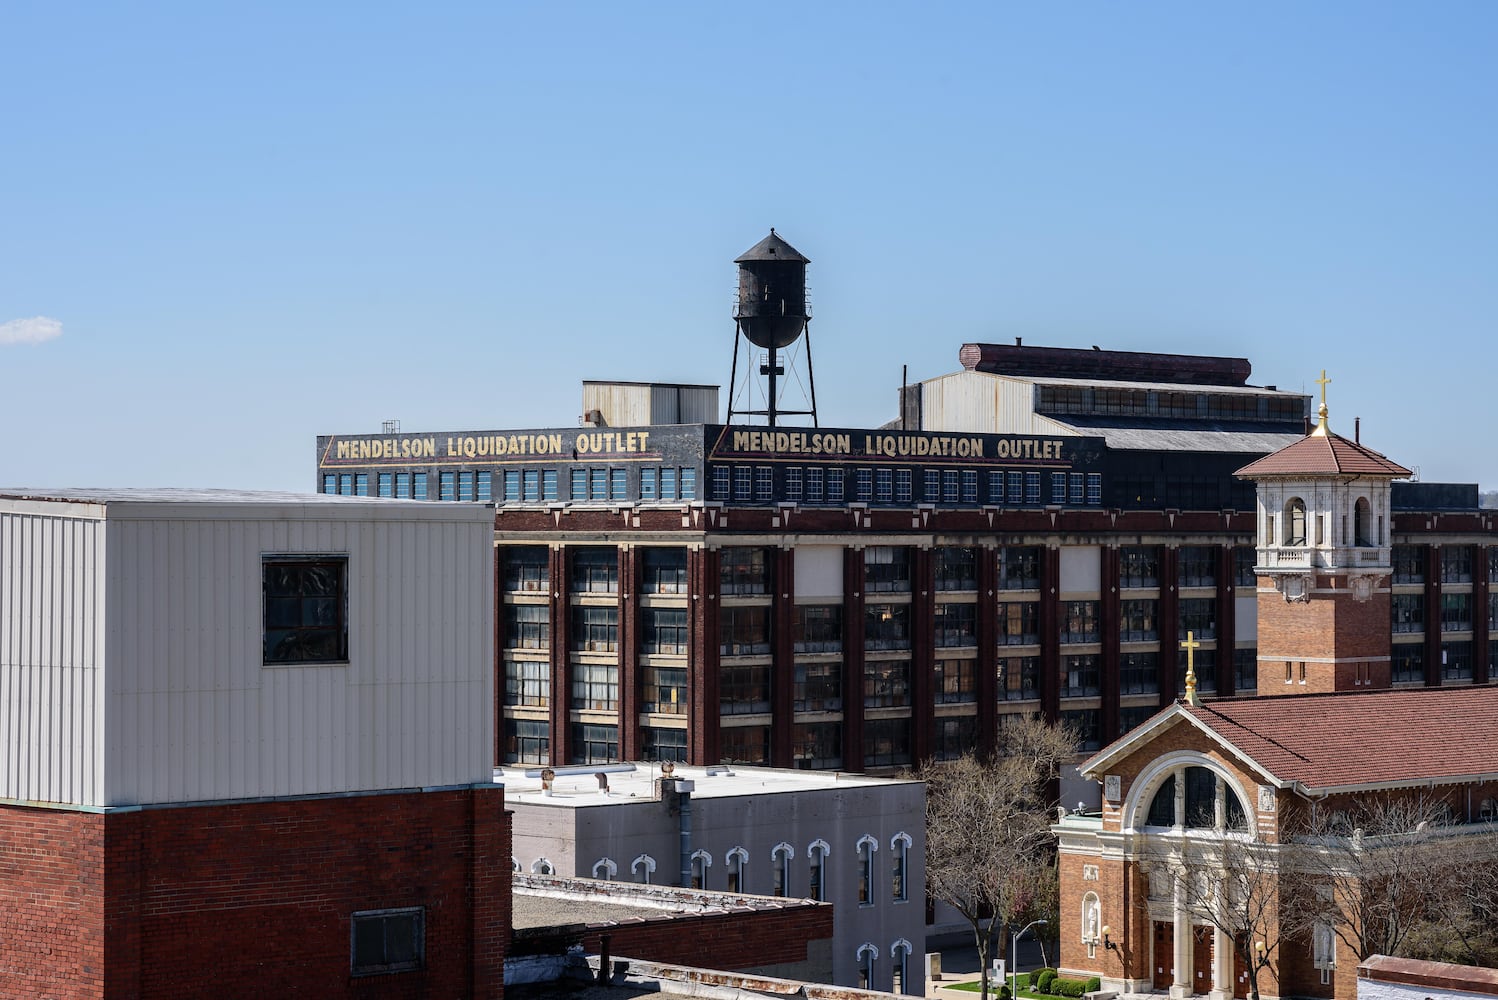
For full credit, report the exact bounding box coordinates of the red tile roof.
[1183,687,1498,791]
[1235,431,1411,478]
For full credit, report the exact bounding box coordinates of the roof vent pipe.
[596,772,610,795]
[1355,416,1361,444]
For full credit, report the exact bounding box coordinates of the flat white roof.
[496,763,919,807]
[0,487,495,522]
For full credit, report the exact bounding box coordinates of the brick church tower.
[1235,372,1411,694]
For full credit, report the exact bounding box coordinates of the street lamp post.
[1011,919,1048,1000]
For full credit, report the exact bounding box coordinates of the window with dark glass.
[571,547,618,594]
[1146,774,1176,826]
[1233,647,1257,693]
[503,718,549,764]
[1060,654,1100,697]
[998,547,1041,590]
[1441,546,1474,584]
[865,603,912,650]
[865,546,911,592]
[571,663,618,710]
[720,547,768,594]
[1392,546,1424,584]
[711,465,730,500]
[1179,546,1216,588]
[571,606,618,652]
[1285,498,1307,546]
[1119,546,1160,589]
[1185,766,1217,827]
[998,656,1040,701]
[875,468,892,503]
[933,716,977,760]
[720,726,769,765]
[934,602,977,647]
[864,717,912,768]
[1119,599,1158,642]
[1061,709,1101,752]
[641,608,688,654]
[1178,598,1217,640]
[263,557,348,664]
[570,723,618,764]
[805,467,824,503]
[504,547,550,592]
[1490,548,1498,584]
[1178,648,1217,693]
[1441,641,1473,681]
[1441,594,1472,632]
[720,663,771,714]
[1060,601,1100,644]
[643,665,687,715]
[794,661,842,712]
[1234,547,1257,588]
[784,467,803,501]
[1120,652,1159,695]
[1392,594,1424,633]
[642,725,687,762]
[997,602,1039,645]
[1490,593,1498,630]
[895,469,912,503]
[1119,705,1155,735]
[827,468,845,502]
[505,604,549,648]
[793,604,843,653]
[641,547,687,593]
[855,468,873,502]
[864,659,911,707]
[934,657,977,703]
[503,658,549,707]
[1392,644,1424,683]
[792,722,842,769]
[935,546,977,591]
[720,606,770,655]
[351,908,424,976]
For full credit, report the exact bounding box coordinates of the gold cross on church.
[1312,369,1332,435]
[1180,630,1201,706]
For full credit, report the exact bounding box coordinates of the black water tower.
[728,229,818,427]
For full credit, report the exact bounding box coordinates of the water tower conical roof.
[734,229,810,264]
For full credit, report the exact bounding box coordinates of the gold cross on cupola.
[1312,369,1332,436]
[1181,630,1202,706]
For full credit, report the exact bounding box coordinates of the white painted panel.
[794,546,844,599]
[1235,596,1258,642]
[1059,545,1102,594]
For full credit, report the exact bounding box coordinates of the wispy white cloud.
[0,316,63,346]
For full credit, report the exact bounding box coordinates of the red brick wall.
[3,787,510,1000]
[0,806,106,999]
[1257,580,1392,694]
[577,901,833,970]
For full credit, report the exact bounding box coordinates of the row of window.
[1391,641,1498,684]
[321,467,699,503]
[1391,545,1498,585]
[1035,384,1304,424]
[1392,593,1498,634]
[709,465,1104,507]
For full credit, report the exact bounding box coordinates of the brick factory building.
[0,488,509,998]
[314,341,1495,775]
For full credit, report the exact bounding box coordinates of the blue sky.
[4,2,1496,491]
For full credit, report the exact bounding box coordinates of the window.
[808,840,829,901]
[989,471,1005,503]
[935,546,977,590]
[639,467,657,501]
[395,472,411,498]
[571,606,618,652]
[1179,598,1217,640]
[934,657,977,703]
[725,848,747,893]
[377,473,392,498]
[632,855,656,884]
[792,722,842,769]
[354,473,369,497]
[1086,473,1102,505]
[875,468,892,503]
[1060,654,1100,697]
[755,466,774,501]
[1051,472,1067,504]
[643,666,687,715]
[571,663,619,710]
[892,940,912,994]
[865,603,911,650]
[785,466,803,501]
[503,470,521,502]
[895,469,912,503]
[864,659,911,707]
[1119,599,1159,642]
[590,468,608,500]
[1442,641,1473,682]
[484,472,499,502]
[522,469,539,502]
[503,719,549,764]
[1233,547,1256,588]
[857,836,877,904]
[439,471,455,500]
[569,723,618,764]
[592,858,617,880]
[962,470,978,504]
[733,466,752,501]
[923,469,940,502]
[793,604,843,653]
[891,833,911,902]
[1392,645,1424,683]
[571,547,618,593]
[998,656,1040,701]
[999,547,1041,590]
[711,465,730,500]
[458,471,475,501]
[865,546,911,592]
[825,467,844,501]
[720,726,769,764]
[793,661,842,712]
[679,467,696,500]
[806,467,824,503]
[720,606,770,655]
[571,469,587,500]
[1178,648,1217,694]
[998,602,1040,645]
[1120,652,1159,694]
[943,470,960,504]
[1007,471,1024,504]
[772,843,793,897]
[504,546,549,592]
[1024,472,1041,504]
[503,658,549,707]
[1119,705,1155,735]
[1179,546,1216,588]
[856,468,873,502]
[720,547,768,594]
[1441,546,1474,584]
[863,717,911,768]
[1284,498,1307,545]
[322,473,336,495]
[641,608,688,654]
[1069,472,1084,505]
[1393,545,1424,584]
[1393,594,1424,633]
[1233,647,1257,693]
[1119,546,1160,588]
[720,663,771,714]
[690,851,710,889]
[505,604,550,649]
[411,472,427,500]
[859,944,876,990]
[1060,601,1100,644]
[933,715,977,758]
[263,557,348,664]
[934,602,977,647]
[640,547,687,593]
[351,907,424,976]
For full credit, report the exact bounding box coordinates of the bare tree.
[920,717,1079,1000]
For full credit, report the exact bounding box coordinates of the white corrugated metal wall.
[0,507,107,806]
[102,509,494,807]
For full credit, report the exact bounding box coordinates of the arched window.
[891,938,913,994]
[592,858,617,881]
[531,857,555,875]
[690,849,712,889]
[857,942,879,990]
[1146,773,1177,826]
[856,835,878,905]
[771,842,794,898]
[725,847,748,893]
[808,839,830,901]
[890,832,912,902]
[632,854,656,884]
[511,857,522,873]
[1285,498,1307,546]
[1141,765,1250,833]
[1354,497,1373,547]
